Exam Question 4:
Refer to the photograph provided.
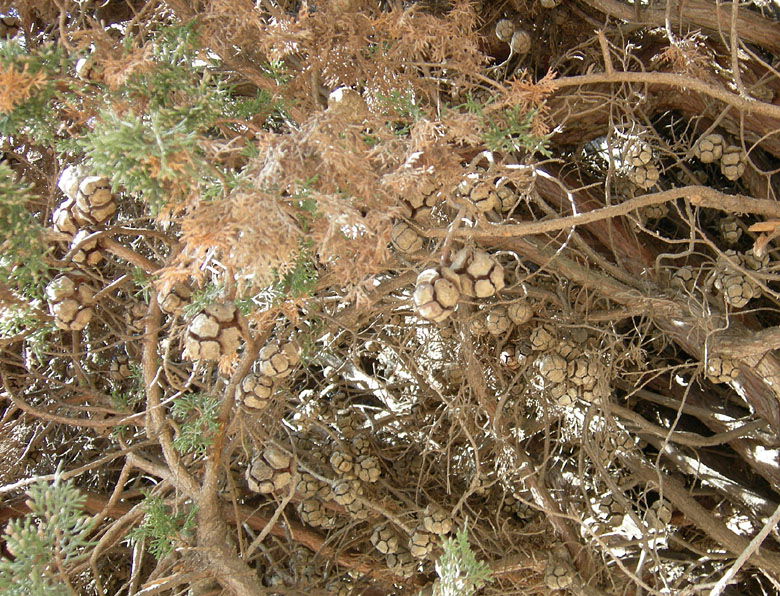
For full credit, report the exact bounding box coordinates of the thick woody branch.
[624,454,780,575]
[580,0,780,55]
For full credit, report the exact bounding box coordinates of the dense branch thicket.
[1,0,780,594]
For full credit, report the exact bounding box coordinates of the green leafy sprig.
[171,392,220,456]
[0,473,95,596]
[129,494,196,560]
[429,526,493,596]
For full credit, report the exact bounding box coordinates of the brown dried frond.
[308,190,393,283]
[241,0,486,108]
[440,110,484,146]
[500,69,557,112]
[655,33,712,79]
[101,43,155,90]
[153,267,195,300]
[167,1,493,298]
[0,64,47,113]
[7,0,58,23]
[140,150,194,182]
[179,189,303,290]
[218,351,240,376]
[493,69,557,138]
[265,107,398,215]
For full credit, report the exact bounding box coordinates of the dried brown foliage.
[3,1,780,596]
[0,64,46,113]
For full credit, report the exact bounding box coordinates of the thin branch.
[450,186,694,240]
[551,71,780,120]
[0,370,148,430]
[102,237,160,273]
[0,439,155,497]
[613,403,768,448]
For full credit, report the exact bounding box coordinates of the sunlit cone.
[355,454,380,483]
[715,271,761,308]
[329,448,354,476]
[544,560,575,589]
[69,230,103,267]
[390,221,423,253]
[157,283,192,315]
[495,19,515,42]
[422,503,452,535]
[509,29,531,55]
[705,356,740,383]
[450,247,504,298]
[371,525,400,554]
[530,324,557,352]
[331,479,362,506]
[183,302,242,361]
[507,300,534,325]
[568,357,599,390]
[623,140,653,167]
[409,528,435,559]
[236,373,274,411]
[413,267,461,323]
[629,163,659,189]
[486,305,511,336]
[258,341,299,378]
[719,215,742,246]
[536,352,568,384]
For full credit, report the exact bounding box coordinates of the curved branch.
[551,71,780,121]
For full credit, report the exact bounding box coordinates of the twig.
[140,293,200,498]
[87,461,132,535]
[612,403,768,448]
[129,534,145,596]
[102,237,160,273]
[579,0,780,54]
[597,30,614,74]
[514,449,597,581]
[688,191,780,219]
[726,0,745,97]
[132,572,213,596]
[715,326,780,359]
[0,369,148,430]
[439,207,466,266]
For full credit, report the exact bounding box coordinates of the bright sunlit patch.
[752,445,780,467]
[726,513,754,536]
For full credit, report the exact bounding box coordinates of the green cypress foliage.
[171,392,220,456]
[129,494,196,560]
[0,475,94,596]
[0,160,49,302]
[76,23,246,211]
[430,526,493,596]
